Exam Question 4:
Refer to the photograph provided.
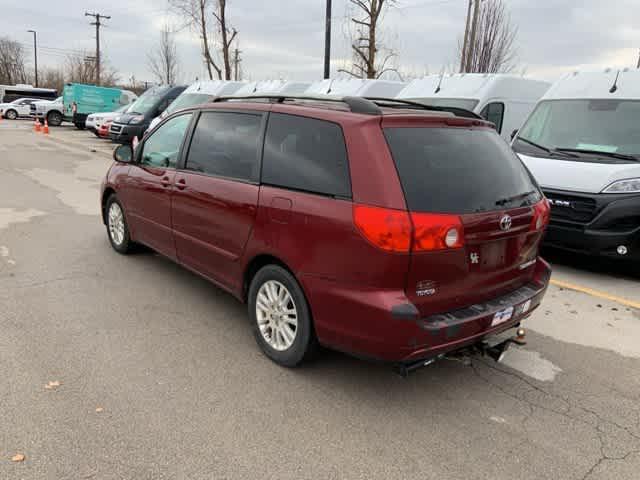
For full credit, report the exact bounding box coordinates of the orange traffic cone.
[34,118,41,133]
[43,120,49,135]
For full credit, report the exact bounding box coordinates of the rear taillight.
[353,205,412,253]
[353,205,464,253]
[531,199,551,231]
[411,213,464,251]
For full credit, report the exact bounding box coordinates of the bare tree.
[65,52,119,85]
[39,67,65,92]
[0,37,28,85]
[339,0,401,79]
[148,25,179,84]
[170,0,238,80]
[212,0,237,80]
[458,0,518,73]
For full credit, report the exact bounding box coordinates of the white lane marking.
[490,416,508,424]
[500,348,562,382]
[0,208,46,230]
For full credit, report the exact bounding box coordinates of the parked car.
[101,95,551,373]
[513,68,640,261]
[32,96,64,126]
[98,120,113,139]
[109,85,186,144]
[87,104,132,136]
[0,98,41,119]
[63,83,137,130]
[147,80,245,132]
[396,74,551,141]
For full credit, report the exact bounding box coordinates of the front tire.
[5,109,17,120]
[47,111,63,127]
[248,265,317,367]
[105,195,133,254]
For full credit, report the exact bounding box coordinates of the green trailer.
[62,83,137,130]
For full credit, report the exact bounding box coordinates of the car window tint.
[480,102,505,133]
[141,114,192,168]
[384,127,540,214]
[262,113,351,197]
[185,111,262,182]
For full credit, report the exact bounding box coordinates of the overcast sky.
[1,0,638,85]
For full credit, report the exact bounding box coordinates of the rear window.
[384,127,540,214]
[262,113,351,198]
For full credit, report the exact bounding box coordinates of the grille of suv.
[543,191,598,225]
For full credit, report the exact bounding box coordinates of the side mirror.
[511,129,519,141]
[113,144,133,163]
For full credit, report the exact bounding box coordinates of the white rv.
[305,79,406,98]
[396,74,550,141]
[513,68,640,261]
[148,80,245,131]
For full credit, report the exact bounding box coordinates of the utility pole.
[460,1,472,72]
[85,12,111,86]
[233,47,242,81]
[27,30,38,87]
[465,0,482,74]
[324,0,332,79]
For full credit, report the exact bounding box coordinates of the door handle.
[161,176,171,188]
[176,178,187,190]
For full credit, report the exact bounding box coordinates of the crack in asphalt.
[470,358,640,480]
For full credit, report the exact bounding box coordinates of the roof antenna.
[326,79,334,94]
[434,69,445,94]
[609,70,620,94]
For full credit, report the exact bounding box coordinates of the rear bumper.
[542,188,640,260]
[305,257,552,363]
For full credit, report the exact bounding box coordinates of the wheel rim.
[51,113,61,124]
[108,202,125,246]
[256,280,298,351]
[7,111,16,119]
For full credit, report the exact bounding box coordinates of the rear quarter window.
[262,113,351,198]
[384,127,540,214]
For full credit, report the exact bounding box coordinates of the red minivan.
[101,96,551,373]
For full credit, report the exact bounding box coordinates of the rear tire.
[5,109,17,120]
[248,265,318,367]
[47,111,63,127]
[74,122,86,130]
[105,195,133,254]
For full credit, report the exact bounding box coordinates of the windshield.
[516,100,640,158]
[414,98,479,111]
[166,93,212,115]
[384,127,540,213]
[126,87,169,115]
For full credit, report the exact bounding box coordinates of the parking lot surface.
[1,122,639,479]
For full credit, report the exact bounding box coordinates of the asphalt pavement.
[1,121,639,480]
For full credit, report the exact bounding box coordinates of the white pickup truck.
[32,96,64,126]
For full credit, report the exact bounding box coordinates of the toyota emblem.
[500,215,513,231]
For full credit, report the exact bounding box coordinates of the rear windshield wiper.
[554,148,640,162]
[516,137,579,158]
[495,190,537,207]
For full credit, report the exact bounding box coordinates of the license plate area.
[491,306,514,326]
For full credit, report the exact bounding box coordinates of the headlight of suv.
[602,178,640,194]
[129,115,145,125]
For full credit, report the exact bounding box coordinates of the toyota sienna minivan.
[101,95,551,373]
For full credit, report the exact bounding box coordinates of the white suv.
[0,98,40,120]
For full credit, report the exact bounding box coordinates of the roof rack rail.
[213,94,383,115]
[364,97,482,119]
[212,94,481,119]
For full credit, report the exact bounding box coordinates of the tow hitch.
[394,327,527,378]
